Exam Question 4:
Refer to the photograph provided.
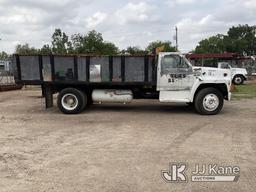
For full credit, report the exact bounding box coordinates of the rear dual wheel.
[57,88,87,114]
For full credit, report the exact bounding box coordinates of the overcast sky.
[0,0,256,53]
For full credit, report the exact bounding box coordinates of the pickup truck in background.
[13,52,232,115]
[218,62,248,85]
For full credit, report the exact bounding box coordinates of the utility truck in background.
[13,52,232,115]
[218,62,248,85]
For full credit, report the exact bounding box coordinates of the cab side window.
[221,63,230,69]
[161,55,190,75]
[161,55,179,75]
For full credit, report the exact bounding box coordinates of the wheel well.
[53,85,92,94]
[194,84,228,101]
[233,74,246,80]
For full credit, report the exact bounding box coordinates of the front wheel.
[57,88,87,114]
[194,88,224,115]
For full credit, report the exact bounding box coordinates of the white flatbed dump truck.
[13,52,232,115]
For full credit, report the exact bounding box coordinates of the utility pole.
[175,26,178,51]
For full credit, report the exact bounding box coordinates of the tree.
[195,24,256,55]
[52,29,72,54]
[71,30,119,55]
[15,44,39,54]
[225,25,256,55]
[124,46,147,55]
[101,42,119,55]
[195,34,226,54]
[0,51,8,60]
[146,41,176,53]
[83,30,104,54]
[13,29,119,55]
[71,33,85,53]
[39,44,52,54]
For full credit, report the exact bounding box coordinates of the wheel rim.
[234,77,242,84]
[203,94,219,112]
[61,94,78,111]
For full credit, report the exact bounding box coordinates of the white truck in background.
[218,62,248,85]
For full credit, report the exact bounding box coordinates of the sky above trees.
[12,29,176,56]
[0,0,256,53]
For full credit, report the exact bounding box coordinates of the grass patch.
[232,82,256,100]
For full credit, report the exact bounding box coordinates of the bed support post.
[42,84,53,108]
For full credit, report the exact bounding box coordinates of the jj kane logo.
[161,163,188,183]
[162,163,240,183]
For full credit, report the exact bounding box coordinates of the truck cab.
[157,53,232,115]
[218,62,248,85]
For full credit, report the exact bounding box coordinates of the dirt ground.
[0,90,256,192]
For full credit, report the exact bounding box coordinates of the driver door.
[157,53,195,102]
[157,54,194,91]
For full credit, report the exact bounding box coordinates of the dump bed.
[13,55,157,86]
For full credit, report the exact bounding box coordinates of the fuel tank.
[92,90,133,103]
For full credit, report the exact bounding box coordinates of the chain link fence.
[0,60,16,85]
[0,71,15,85]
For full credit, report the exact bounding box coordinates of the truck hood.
[192,66,231,80]
[231,68,248,75]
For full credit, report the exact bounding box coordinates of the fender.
[189,78,231,102]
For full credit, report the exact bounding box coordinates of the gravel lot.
[0,90,256,192]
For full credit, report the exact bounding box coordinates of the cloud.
[86,12,108,28]
[0,0,83,11]
[114,2,158,25]
[176,14,226,50]
[166,0,198,7]
[176,0,195,4]
[0,0,256,53]
[244,0,256,10]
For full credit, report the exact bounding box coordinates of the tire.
[57,88,87,114]
[232,75,244,85]
[194,88,224,115]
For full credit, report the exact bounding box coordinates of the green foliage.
[101,42,119,55]
[12,29,177,56]
[195,34,226,53]
[51,29,72,54]
[15,44,39,54]
[0,51,8,60]
[39,44,52,54]
[71,30,118,55]
[146,40,176,53]
[124,46,147,55]
[226,25,256,55]
[195,24,256,55]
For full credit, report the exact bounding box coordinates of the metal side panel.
[19,56,40,81]
[159,90,191,103]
